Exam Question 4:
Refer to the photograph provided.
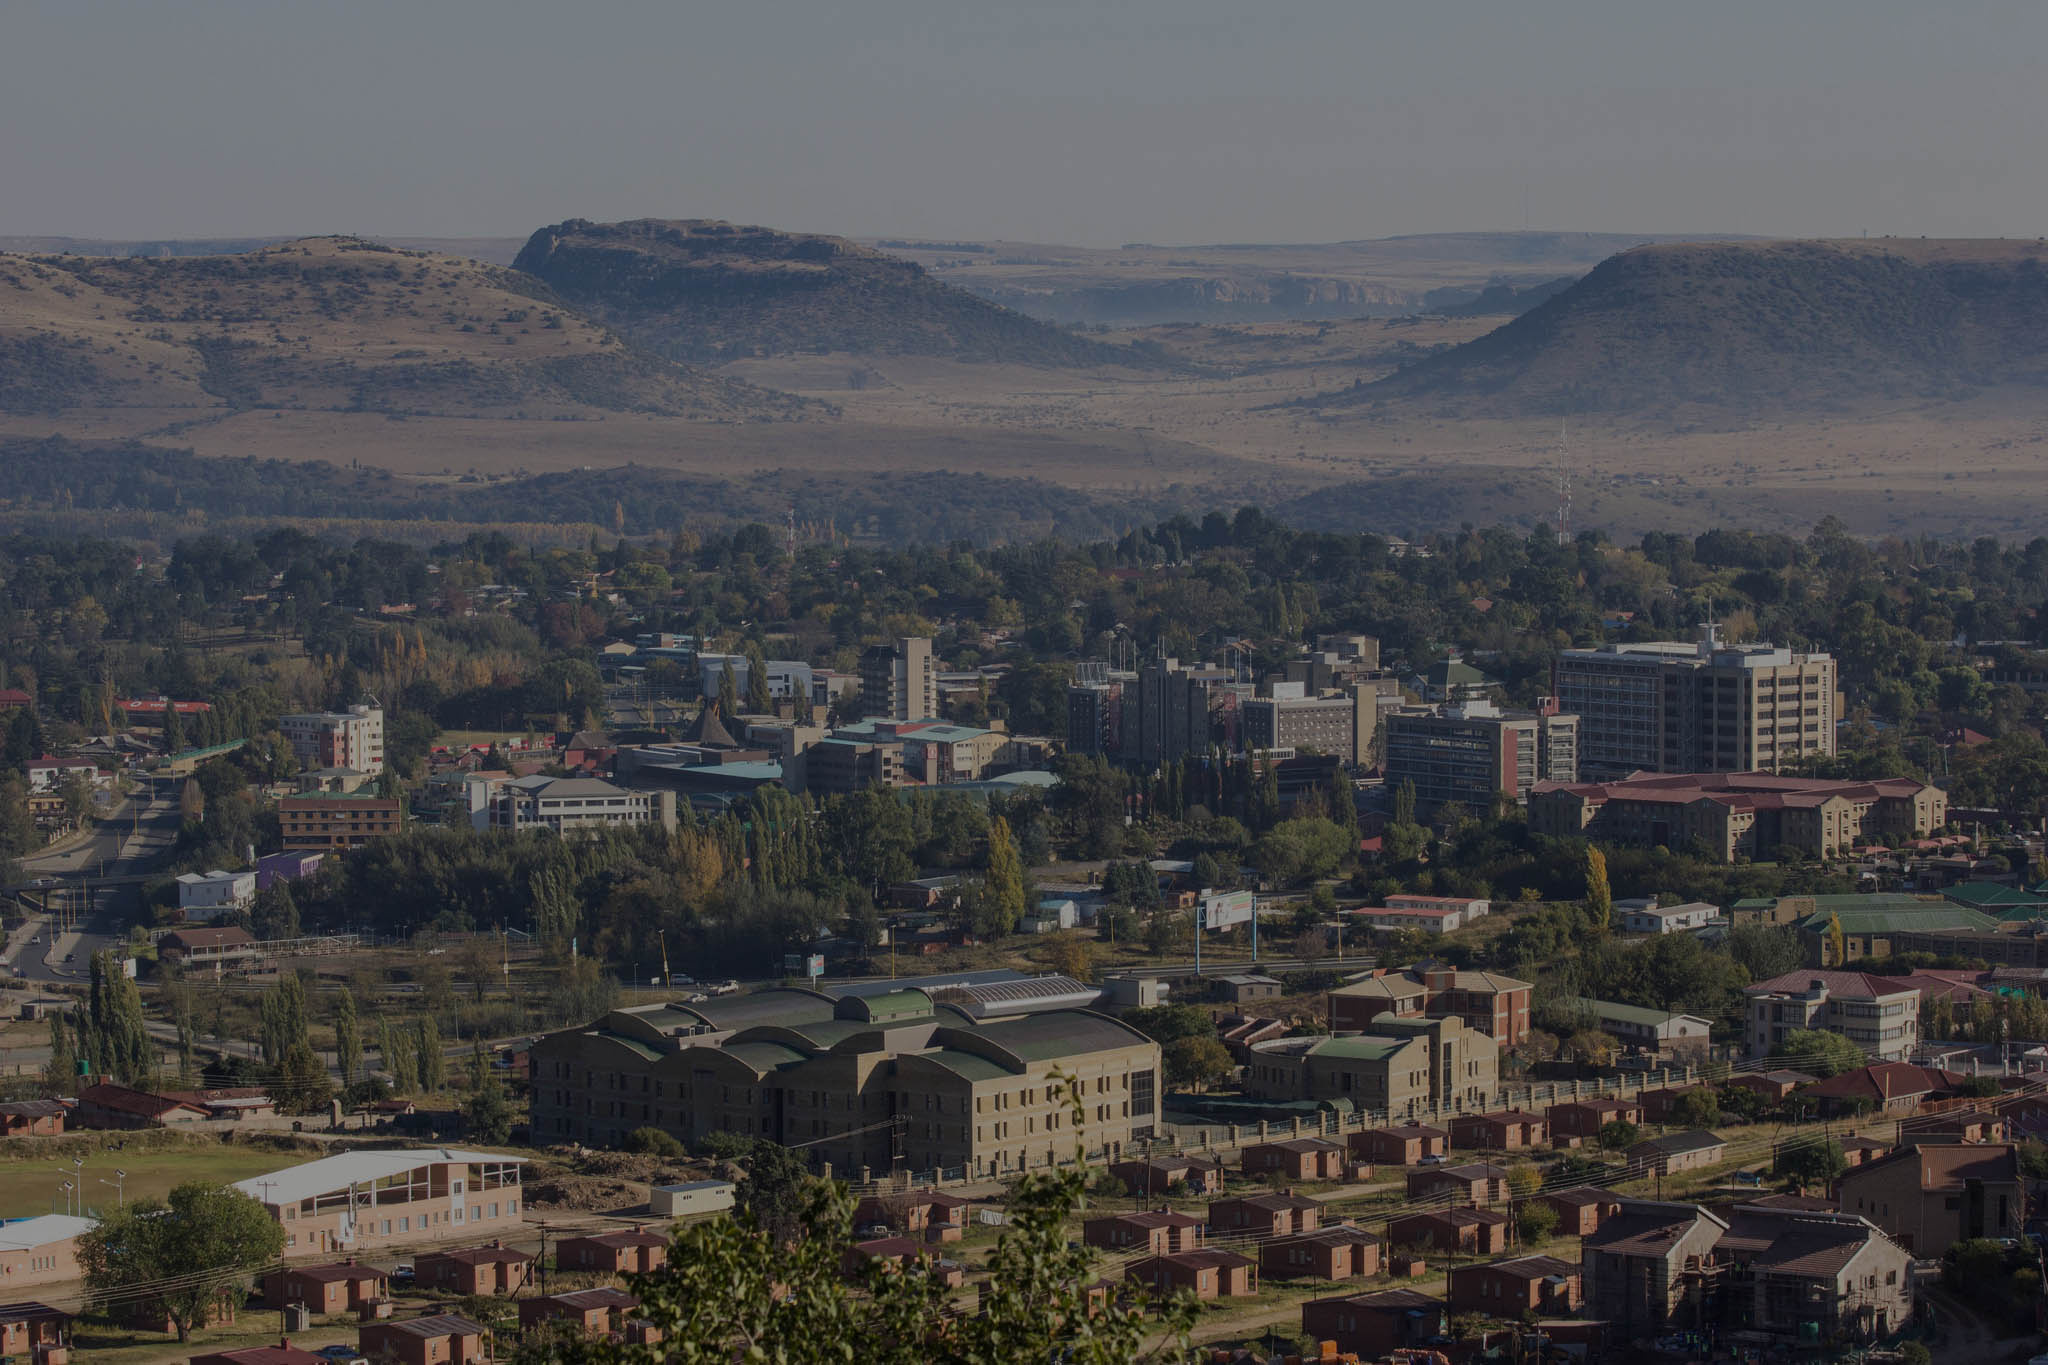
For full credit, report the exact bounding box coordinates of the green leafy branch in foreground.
[518,1079,1198,1365]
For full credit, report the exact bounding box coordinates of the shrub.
[624,1126,686,1159]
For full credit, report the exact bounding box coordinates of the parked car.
[1417,1153,1449,1166]
[669,973,696,986]
[855,1222,891,1239]
[390,1263,415,1284]
[315,1348,367,1365]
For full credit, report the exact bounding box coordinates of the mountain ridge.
[1326,237,2048,418]
[0,236,805,420]
[511,218,1153,367]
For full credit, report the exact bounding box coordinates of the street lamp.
[57,1181,72,1217]
[99,1169,126,1208]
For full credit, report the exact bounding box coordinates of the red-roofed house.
[1124,1250,1257,1300]
[1804,1063,1969,1117]
[414,1244,534,1296]
[1241,1137,1347,1181]
[260,1262,387,1314]
[1259,1224,1381,1282]
[75,1083,209,1129]
[1350,1125,1449,1166]
[1547,1097,1643,1141]
[358,1313,489,1365]
[556,1229,667,1275]
[191,1347,327,1365]
[1082,1209,1202,1255]
[1448,1254,1581,1316]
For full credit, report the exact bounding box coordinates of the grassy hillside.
[512,218,1149,367]
[0,237,804,420]
[1320,238,2048,417]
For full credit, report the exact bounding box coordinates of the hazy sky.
[4,0,2045,245]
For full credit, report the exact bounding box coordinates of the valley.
[3,228,2047,543]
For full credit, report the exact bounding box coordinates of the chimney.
[279,1340,290,1351]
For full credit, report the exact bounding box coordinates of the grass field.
[0,1138,310,1221]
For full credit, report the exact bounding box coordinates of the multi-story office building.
[530,985,1160,1179]
[1241,684,1375,766]
[800,736,905,794]
[860,637,937,722]
[484,776,678,835]
[1742,969,1920,1060]
[1243,1015,1499,1118]
[1131,656,1225,769]
[1553,624,1836,780]
[1382,700,1578,815]
[278,791,404,851]
[279,704,385,776]
[1530,771,1945,861]
[1066,661,1134,759]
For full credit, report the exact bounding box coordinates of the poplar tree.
[980,816,1028,937]
[334,989,361,1091]
[43,1015,74,1094]
[743,641,772,715]
[415,1016,445,1092]
[1584,846,1612,935]
[380,1019,419,1094]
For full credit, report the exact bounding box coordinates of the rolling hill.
[511,218,1145,366]
[0,237,803,420]
[1312,238,2048,417]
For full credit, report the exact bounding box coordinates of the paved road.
[6,778,181,983]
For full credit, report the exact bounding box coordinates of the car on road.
[62,953,74,964]
[683,992,709,1004]
[29,877,56,888]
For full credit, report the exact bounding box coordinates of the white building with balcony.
[1743,970,1919,1062]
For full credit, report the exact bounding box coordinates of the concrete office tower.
[860,637,937,721]
[1134,657,1215,769]
[279,703,386,775]
[1382,700,1578,816]
[1240,684,1376,766]
[1552,624,1836,780]
[1066,661,1119,758]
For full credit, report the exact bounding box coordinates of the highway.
[6,778,182,984]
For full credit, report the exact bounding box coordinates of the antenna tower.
[1553,419,1573,545]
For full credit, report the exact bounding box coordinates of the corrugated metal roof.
[232,1150,524,1207]
[919,1048,1014,1082]
[1312,1036,1406,1061]
[970,1011,1150,1062]
[720,1041,809,1073]
[0,1216,95,1251]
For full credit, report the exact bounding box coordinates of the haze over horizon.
[4,0,2046,248]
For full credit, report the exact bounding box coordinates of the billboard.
[1196,890,1256,933]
